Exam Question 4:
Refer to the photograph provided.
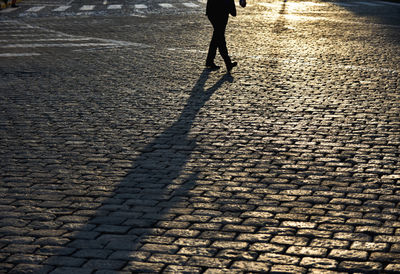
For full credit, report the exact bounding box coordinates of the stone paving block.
[163,265,202,273]
[270,235,308,246]
[50,267,93,274]
[0,263,15,273]
[190,222,222,230]
[334,232,371,242]
[355,225,393,235]
[139,243,179,254]
[300,257,338,269]
[95,271,131,274]
[281,221,317,229]
[2,244,40,253]
[72,249,112,259]
[82,259,126,270]
[385,264,400,272]
[338,261,383,272]
[211,240,248,250]
[231,260,270,272]
[178,247,218,257]
[8,263,54,274]
[249,243,285,253]
[310,238,349,249]
[210,216,242,224]
[258,253,301,265]
[44,256,86,267]
[286,246,328,257]
[391,244,400,252]
[173,238,210,247]
[199,231,236,240]
[164,229,200,238]
[369,252,400,263]
[36,246,76,256]
[297,229,332,239]
[375,235,400,243]
[123,261,164,272]
[148,253,189,265]
[350,241,388,251]
[217,249,258,260]
[203,268,244,274]
[6,254,47,265]
[269,264,307,273]
[307,269,347,274]
[186,256,231,268]
[328,249,368,261]
[108,250,150,261]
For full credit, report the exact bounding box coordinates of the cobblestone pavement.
[1,0,400,273]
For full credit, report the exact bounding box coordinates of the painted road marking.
[335,2,357,7]
[380,1,400,6]
[26,6,46,12]
[107,4,122,9]
[159,3,174,8]
[0,7,19,13]
[258,2,276,8]
[182,2,199,8]
[53,5,71,12]
[0,20,150,58]
[355,1,383,6]
[80,5,95,11]
[134,4,147,9]
[0,42,119,49]
[0,53,41,57]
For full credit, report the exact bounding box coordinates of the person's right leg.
[213,19,237,71]
[206,19,220,69]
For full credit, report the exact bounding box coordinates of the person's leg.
[214,20,231,67]
[206,19,219,68]
[11,0,18,7]
[214,18,236,71]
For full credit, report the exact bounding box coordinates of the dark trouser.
[206,16,232,67]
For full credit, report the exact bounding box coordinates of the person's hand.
[239,0,246,8]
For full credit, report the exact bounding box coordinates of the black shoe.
[11,4,18,7]
[227,61,237,72]
[206,63,220,70]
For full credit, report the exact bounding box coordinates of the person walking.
[205,0,246,72]
[1,0,18,9]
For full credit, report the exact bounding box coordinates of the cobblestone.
[1,0,400,273]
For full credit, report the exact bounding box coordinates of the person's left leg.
[214,18,237,71]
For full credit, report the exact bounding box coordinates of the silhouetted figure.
[1,0,18,9]
[205,0,246,72]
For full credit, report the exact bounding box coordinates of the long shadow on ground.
[38,69,233,272]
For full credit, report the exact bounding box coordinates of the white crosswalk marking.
[26,6,46,12]
[134,4,147,9]
[355,1,383,6]
[379,1,400,6]
[0,7,18,13]
[182,2,199,8]
[80,5,96,11]
[0,20,148,57]
[258,2,276,8]
[335,2,358,7]
[53,5,71,12]
[0,53,41,57]
[159,3,174,8]
[107,4,122,10]
[4,0,397,19]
